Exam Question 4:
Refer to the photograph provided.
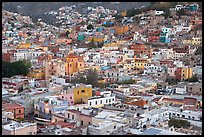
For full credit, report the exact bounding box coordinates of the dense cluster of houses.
[2,2,202,135]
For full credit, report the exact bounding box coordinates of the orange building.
[130,43,152,57]
[65,52,85,75]
[114,25,129,35]
[2,102,25,119]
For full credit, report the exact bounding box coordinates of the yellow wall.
[38,46,48,51]
[88,37,104,43]
[134,57,151,70]
[73,86,93,104]
[104,43,118,47]
[191,37,202,45]
[135,62,146,70]
[65,57,85,75]
[28,68,45,79]
[182,68,192,80]
[17,43,31,49]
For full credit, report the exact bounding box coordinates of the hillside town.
[2,2,202,135]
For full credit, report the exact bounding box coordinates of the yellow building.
[103,42,118,47]
[65,52,85,75]
[88,37,104,43]
[182,67,193,80]
[134,57,151,71]
[28,67,45,79]
[38,46,48,52]
[176,67,193,80]
[17,43,31,49]
[191,37,202,45]
[73,84,93,104]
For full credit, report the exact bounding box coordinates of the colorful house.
[134,57,151,71]
[73,84,93,104]
[65,52,85,75]
[2,102,25,119]
[175,67,193,81]
[28,67,45,79]
[114,25,129,35]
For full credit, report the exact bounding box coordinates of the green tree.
[165,76,178,85]
[70,69,99,88]
[186,75,199,82]
[168,118,190,128]
[87,24,94,30]
[86,69,99,87]
[2,60,31,78]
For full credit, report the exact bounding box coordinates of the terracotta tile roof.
[67,53,78,58]
[51,121,75,128]
[162,98,184,103]
[2,103,24,110]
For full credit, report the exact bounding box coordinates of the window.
[95,101,97,105]
[114,126,116,129]
[70,96,72,99]
[72,115,74,119]
[177,114,180,117]
[100,100,102,104]
[88,122,91,125]
[81,120,83,126]
[182,115,185,118]
[112,98,114,101]
[90,102,92,106]
[70,64,72,67]
[106,99,108,103]
[81,90,85,93]
[68,113,70,118]
[19,110,21,113]
[109,99,111,102]
[77,91,79,94]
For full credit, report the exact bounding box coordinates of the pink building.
[59,90,75,105]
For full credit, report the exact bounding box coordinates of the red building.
[2,53,11,62]
[129,42,152,57]
[148,36,160,42]
[160,59,174,67]
[173,45,189,53]
[2,102,25,119]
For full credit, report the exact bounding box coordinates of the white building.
[2,120,37,135]
[143,63,165,76]
[88,120,126,135]
[88,92,115,107]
